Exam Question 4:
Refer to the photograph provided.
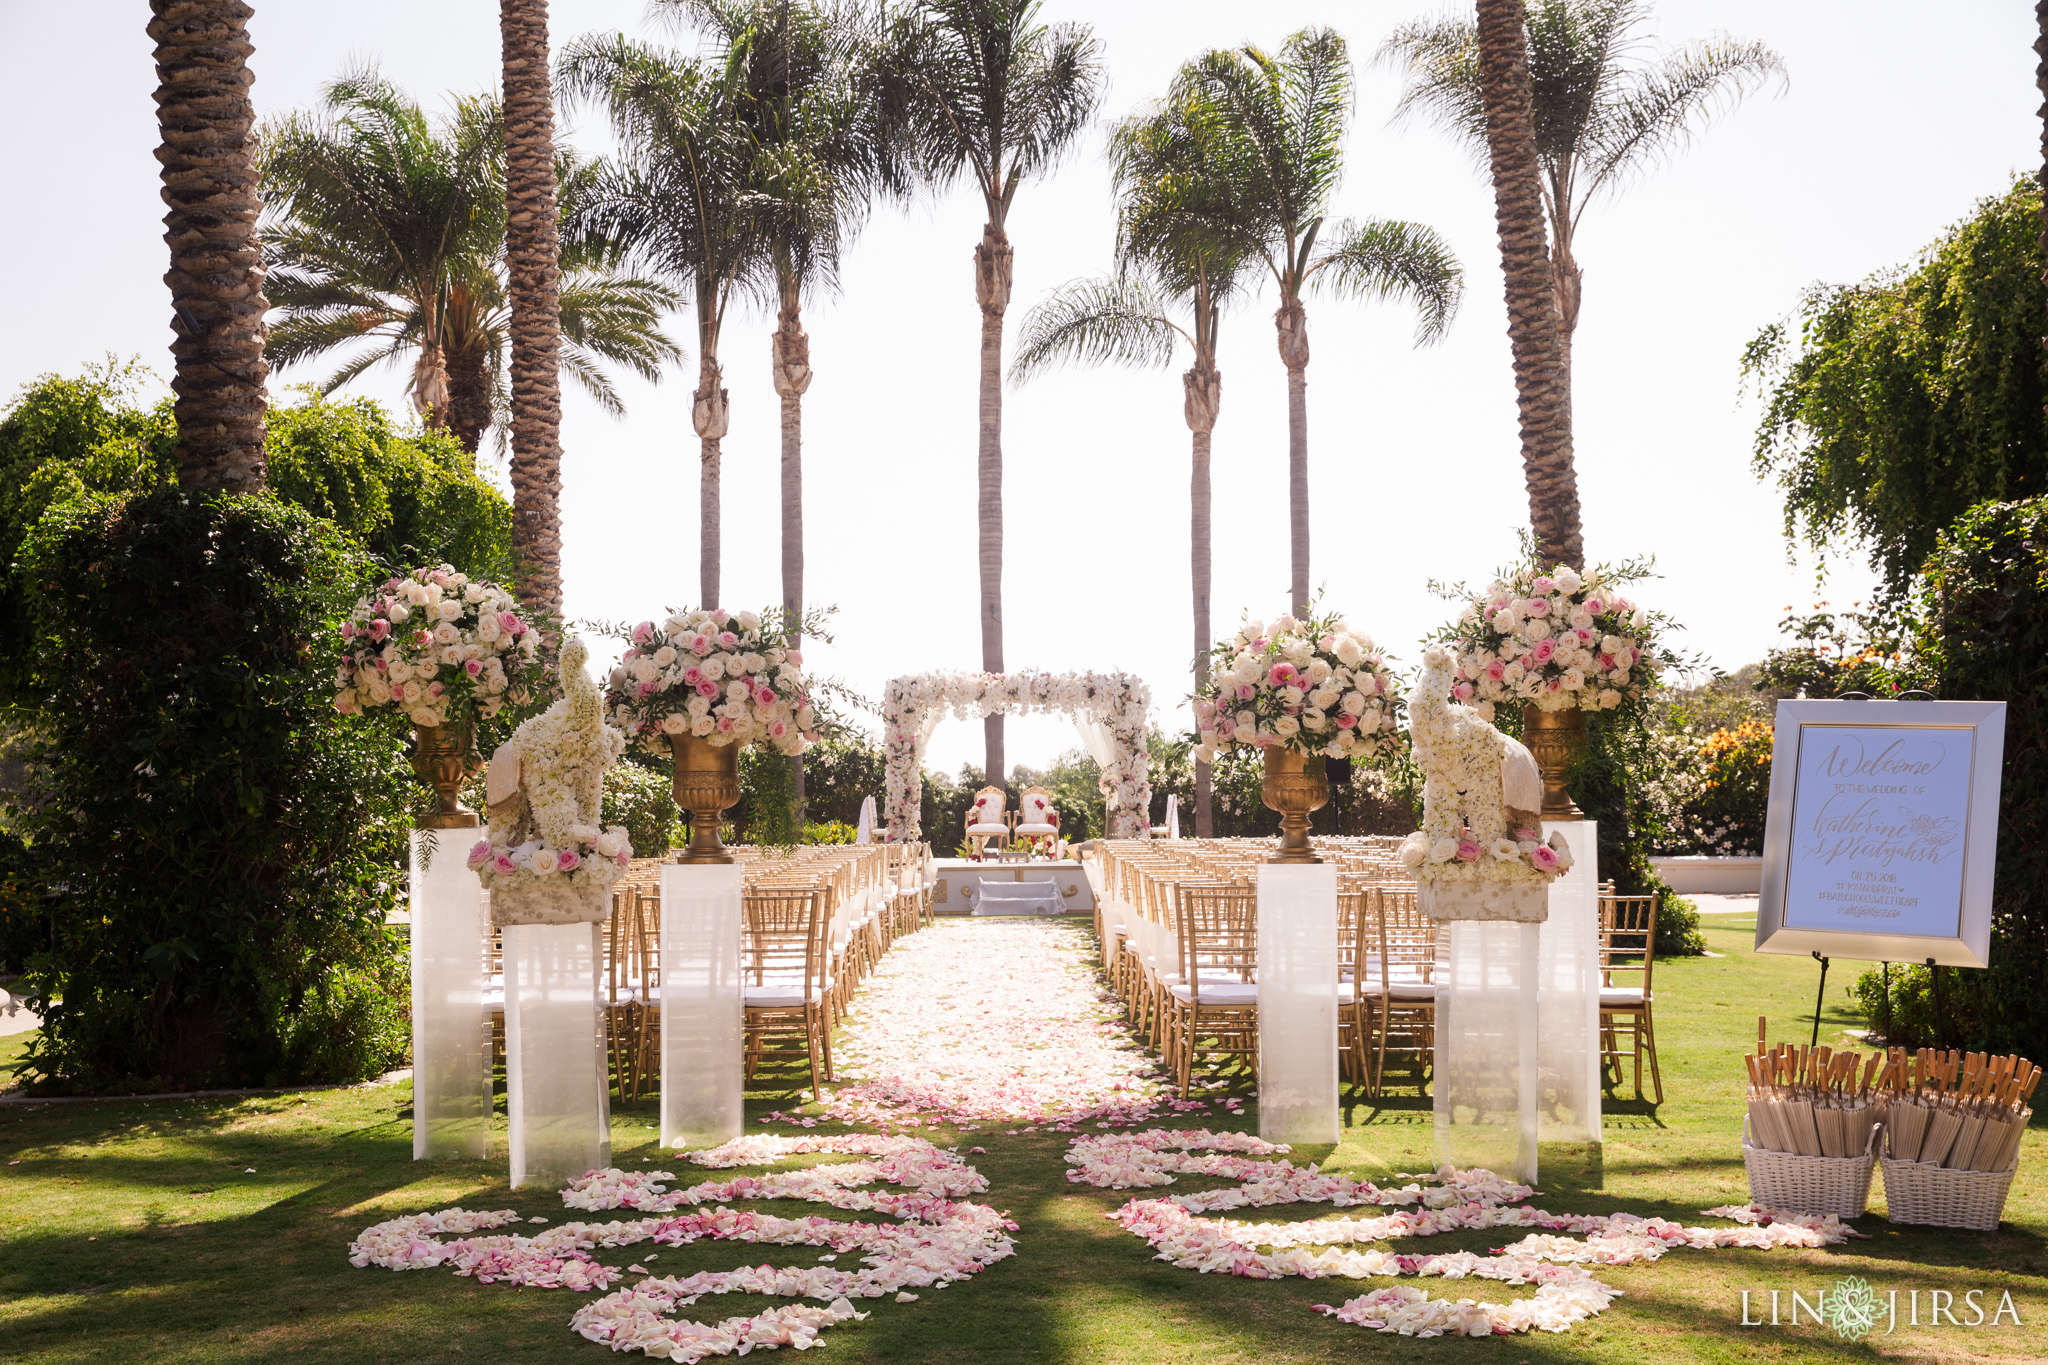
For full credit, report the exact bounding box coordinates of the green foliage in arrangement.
[1744,176,2048,596]
[0,367,514,711]
[1847,496,2048,1057]
[737,744,803,846]
[601,757,683,859]
[10,490,413,1093]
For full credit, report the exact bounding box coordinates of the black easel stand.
[1810,950,1830,1048]
[1880,961,1891,1043]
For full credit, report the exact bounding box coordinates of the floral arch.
[882,671,1153,841]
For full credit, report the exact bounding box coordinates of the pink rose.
[465,658,483,677]
[1512,827,1541,843]
[709,608,729,625]
[769,719,788,739]
[623,647,639,662]
[1268,663,1298,686]
[1546,676,1564,691]
[1598,653,1614,671]
[716,717,735,732]
[1530,845,1561,873]
[369,619,390,641]
[1455,840,1482,862]
[467,840,492,869]
[682,666,703,685]
[1576,627,1593,644]
[332,696,356,715]
[1585,597,1604,615]
[639,681,657,697]
[696,681,719,697]
[492,853,519,875]
[1335,712,1356,729]
[1525,597,1550,617]
[615,851,631,868]
[1236,683,1255,701]
[341,622,356,640]
[374,657,388,673]
[1452,681,1474,700]
[1217,719,1235,738]
[1531,639,1556,665]
[632,621,654,645]
[428,682,445,698]
[498,611,521,635]
[787,650,803,666]
[1533,576,1555,595]
[688,635,712,657]
[1485,660,1506,681]
[754,686,776,706]
[717,631,739,649]
[557,849,582,872]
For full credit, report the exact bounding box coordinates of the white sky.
[3,2,2032,778]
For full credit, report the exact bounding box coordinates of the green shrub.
[0,827,47,976]
[12,489,412,1093]
[801,820,857,845]
[602,758,681,858]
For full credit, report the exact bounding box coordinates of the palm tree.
[1381,0,1784,562]
[880,0,1105,792]
[1010,93,1248,838]
[501,0,568,614]
[561,35,781,609]
[1170,29,1463,614]
[149,0,271,492]
[259,79,682,460]
[659,0,903,806]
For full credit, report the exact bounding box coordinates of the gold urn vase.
[1521,704,1588,819]
[410,721,480,829]
[1261,746,1329,864]
[671,731,742,864]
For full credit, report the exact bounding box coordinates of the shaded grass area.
[1,916,2043,1363]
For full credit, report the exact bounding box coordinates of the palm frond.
[1305,218,1464,346]
[1009,275,1184,383]
[1581,33,1786,206]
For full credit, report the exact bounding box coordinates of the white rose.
[1489,838,1521,862]
[1306,658,1333,684]
[1309,687,1340,711]
[477,614,499,642]
[1503,663,1525,683]
[702,657,725,681]
[687,694,712,718]
[691,716,716,736]
[1562,668,1586,692]
[365,679,392,704]
[1430,838,1458,863]
[1553,567,1582,593]
[1280,685,1304,708]
[652,645,677,667]
[1341,691,1367,715]
[1398,837,1428,869]
[659,713,687,734]
[529,847,560,875]
[1523,618,1551,642]
[438,599,462,622]
[434,622,459,644]
[1302,708,1328,732]
[726,680,751,704]
[1334,637,1365,667]
[405,583,431,606]
[1568,607,1593,629]
[1274,715,1300,738]
[596,830,626,858]
[464,584,485,603]
[519,633,537,656]
[736,611,761,632]
[400,681,423,702]
[388,601,411,624]
[1601,635,1627,656]
[1598,688,1623,709]
[1630,609,1648,630]
[440,645,463,666]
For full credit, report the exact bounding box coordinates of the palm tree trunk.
[500,0,566,614]
[772,292,812,812]
[1184,349,1220,839]
[149,0,270,493]
[2036,0,2048,415]
[694,348,730,607]
[1275,296,1310,614]
[975,222,1013,790]
[444,341,493,459]
[1549,235,1581,431]
[1475,0,1582,571]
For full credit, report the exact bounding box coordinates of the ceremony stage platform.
[930,858,1096,914]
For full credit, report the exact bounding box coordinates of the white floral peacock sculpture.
[1399,646,1571,921]
[471,637,633,925]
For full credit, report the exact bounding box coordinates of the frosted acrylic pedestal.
[1537,821,1601,1147]
[410,830,488,1159]
[1256,864,1339,1145]
[1434,919,1541,1183]
[660,864,744,1150]
[504,921,611,1187]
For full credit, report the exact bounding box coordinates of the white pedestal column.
[1538,820,1601,1145]
[410,829,488,1160]
[661,864,744,1150]
[504,921,611,1188]
[1255,863,1339,1145]
[1434,919,1540,1184]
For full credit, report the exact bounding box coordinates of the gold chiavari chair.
[1598,892,1663,1103]
[1170,886,1259,1096]
[1363,888,1436,1098]
[740,885,832,1099]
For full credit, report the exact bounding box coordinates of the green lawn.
[2,916,2043,1363]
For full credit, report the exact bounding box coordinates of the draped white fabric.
[1165,795,1180,839]
[409,831,489,1159]
[1434,919,1541,1184]
[661,863,745,1149]
[504,921,611,1188]
[1257,864,1341,1144]
[1537,820,1602,1146]
[855,796,877,845]
[1073,714,1116,770]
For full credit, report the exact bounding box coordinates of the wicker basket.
[1741,1117,1880,1218]
[1879,1153,2020,1231]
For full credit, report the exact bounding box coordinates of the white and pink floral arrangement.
[1436,560,1662,720]
[333,565,547,727]
[1190,607,1404,766]
[471,638,632,923]
[603,607,819,757]
[881,672,1152,841]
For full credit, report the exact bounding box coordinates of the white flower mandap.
[881,671,1153,840]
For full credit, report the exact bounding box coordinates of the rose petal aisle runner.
[1066,1130,1868,1338]
[780,918,1190,1132]
[351,1134,1016,1362]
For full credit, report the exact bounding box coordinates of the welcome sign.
[1757,700,2004,967]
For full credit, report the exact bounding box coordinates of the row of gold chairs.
[1088,838,1666,1102]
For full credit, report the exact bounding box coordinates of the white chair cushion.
[745,985,827,1008]
[1014,823,1058,836]
[1170,981,1259,1005]
[966,823,1009,835]
[1600,987,1647,1008]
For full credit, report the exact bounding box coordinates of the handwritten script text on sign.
[1782,726,1971,939]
